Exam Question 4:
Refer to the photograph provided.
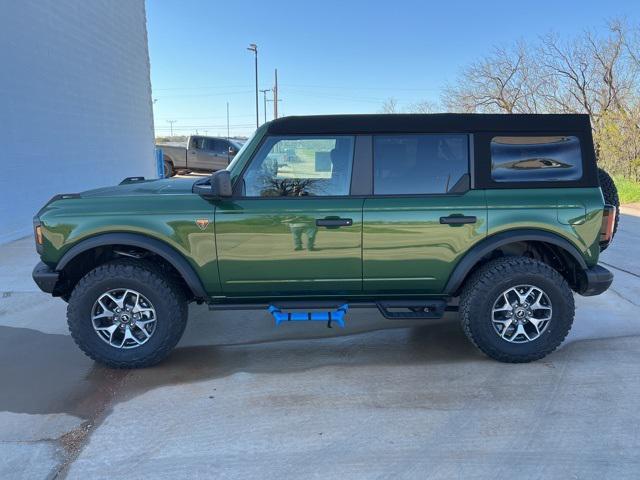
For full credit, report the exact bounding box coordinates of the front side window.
[190,137,205,150]
[204,138,221,153]
[242,136,355,197]
[491,136,582,182]
[374,134,468,195]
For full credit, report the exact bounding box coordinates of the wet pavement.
[1,209,639,479]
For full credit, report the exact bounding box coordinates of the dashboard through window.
[373,134,469,195]
[242,136,355,197]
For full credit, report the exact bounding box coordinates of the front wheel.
[67,259,188,368]
[460,256,574,363]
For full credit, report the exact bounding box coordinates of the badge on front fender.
[195,219,210,230]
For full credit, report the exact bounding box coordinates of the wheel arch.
[56,233,208,301]
[444,229,588,296]
[163,154,175,167]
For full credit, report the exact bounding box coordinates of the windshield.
[226,137,254,171]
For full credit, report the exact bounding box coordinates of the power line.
[153,84,251,91]
[155,114,254,120]
[155,123,255,130]
[153,83,439,92]
[281,83,440,92]
[154,90,253,99]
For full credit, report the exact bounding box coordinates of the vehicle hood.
[80,178,199,198]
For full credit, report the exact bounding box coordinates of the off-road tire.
[164,158,175,178]
[67,259,188,368]
[460,256,574,363]
[598,167,619,250]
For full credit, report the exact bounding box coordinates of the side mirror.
[228,146,237,156]
[212,170,232,197]
[193,170,232,198]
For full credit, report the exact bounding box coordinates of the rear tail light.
[33,218,44,254]
[600,205,616,247]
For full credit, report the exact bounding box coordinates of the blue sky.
[146,0,638,137]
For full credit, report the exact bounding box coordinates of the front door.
[187,136,206,170]
[363,134,487,295]
[215,135,363,297]
[204,138,231,171]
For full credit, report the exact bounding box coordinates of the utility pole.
[247,43,258,128]
[167,120,177,137]
[259,88,270,123]
[226,102,230,140]
[266,95,282,121]
[273,68,279,119]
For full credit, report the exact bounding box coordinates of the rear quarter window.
[491,136,582,182]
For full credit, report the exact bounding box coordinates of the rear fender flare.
[444,229,587,295]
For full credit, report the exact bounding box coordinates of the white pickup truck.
[157,136,244,177]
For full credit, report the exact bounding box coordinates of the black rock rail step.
[376,299,447,319]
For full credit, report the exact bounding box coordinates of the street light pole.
[247,43,258,128]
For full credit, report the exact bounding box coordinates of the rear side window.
[491,136,582,182]
[373,134,468,195]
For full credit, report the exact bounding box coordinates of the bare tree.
[380,97,400,114]
[406,100,439,113]
[439,19,640,178]
[442,43,538,113]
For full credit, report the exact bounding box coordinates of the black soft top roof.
[266,113,592,135]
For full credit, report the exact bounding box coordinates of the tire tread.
[460,256,574,363]
[67,259,187,368]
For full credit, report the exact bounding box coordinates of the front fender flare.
[56,232,208,300]
[444,229,588,295]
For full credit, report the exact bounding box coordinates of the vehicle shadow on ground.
[127,319,478,392]
[4,300,638,418]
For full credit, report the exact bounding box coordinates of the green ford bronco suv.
[33,114,618,368]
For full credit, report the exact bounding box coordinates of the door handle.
[440,215,477,225]
[316,218,353,228]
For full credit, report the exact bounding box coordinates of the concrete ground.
[1,209,639,479]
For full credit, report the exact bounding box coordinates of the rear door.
[363,134,487,295]
[215,135,364,297]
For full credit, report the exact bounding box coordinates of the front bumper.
[32,262,60,294]
[578,264,613,296]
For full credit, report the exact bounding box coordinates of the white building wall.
[0,0,155,244]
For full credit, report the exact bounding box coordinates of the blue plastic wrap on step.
[268,304,349,328]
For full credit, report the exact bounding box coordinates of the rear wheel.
[163,158,175,178]
[67,259,187,368]
[460,256,574,363]
[598,167,619,250]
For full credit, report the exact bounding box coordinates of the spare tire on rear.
[597,167,620,251]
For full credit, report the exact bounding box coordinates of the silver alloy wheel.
[91,289,157,349]
[491,284,552,343]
